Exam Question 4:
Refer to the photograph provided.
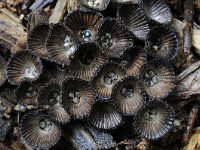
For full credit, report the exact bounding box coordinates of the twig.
[183,0,195,55]
[183,105,199,145]
[49,0,68,24]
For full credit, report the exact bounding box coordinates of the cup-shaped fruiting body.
[97,18,134,58]
[117,4,150,40]
[70,43,107,81]
[112,76,146,116]
[49,105,71,124]
[0,55,7,86]
[92,62,126,99]
[142,0,172,25]
[62,78,94,119]
[20,111,61,149]
[44,63,72,86]
[7,51,42,85]
[133,101,174,140]
[113,0,141,4]
[88,101,123,130]
[38,82,62,108]
[146,26,179,61]
[46,24,78,66]
[27,23,50,59]
[65,10,103,43]
[120,46,146,77]
[139,59,175,99]
[38,82,70,124]
[77,0,110,11]
[15,79,46,107]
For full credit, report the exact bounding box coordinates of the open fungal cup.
[46,24,78,66]
[27,23,50,59]
[38,82,70,124]
[88,101,123,130]
[62,78,94,119]
[97,18,134,58]
[92,62,126,99]
[140,60,175,99]
[112,76,146,116]
[20,111,61,149]
[117,3,150,40]
[70,42,107,81]
[133,101,174,140]
[120,46,146,77]
[7,51,42,85]
[142,0,172,25]
[65,10,103,43]
[146,26,179,61]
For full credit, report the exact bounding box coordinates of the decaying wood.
[0,141,13,150]
[172,60,200,99]
[49,0,81,24]
[49,0,69,24]
[67,0,80,13]
[137,139,151,150]
[183,0,195,55]
[183,105,199,145]
[195,0,200,9]
[29,0,54,10]
[0,8,27,53]
[10,138,33,150]
[171,18,200,55]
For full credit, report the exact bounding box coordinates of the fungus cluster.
[0,0,180,149]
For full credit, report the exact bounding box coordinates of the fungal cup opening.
[63,36,77,53]
[103,72,118,85]
[26,86,38,98]
[38,118,53,132]
[143,108,159,122]
[97,18,134,58]
[80,29,93,42]
[68,90,81,104]
[120,84,134,99]
[143,70,160,87]
[62,79,94,119]
[100,33,113,49]
[146,27,178,60]
[48,91,61,105]
[46,24,78,66]
[65,10,103,43]
[112,76,145,115]
[79,49,95,66]
[70,43,107,81]
[25,67,39,79]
